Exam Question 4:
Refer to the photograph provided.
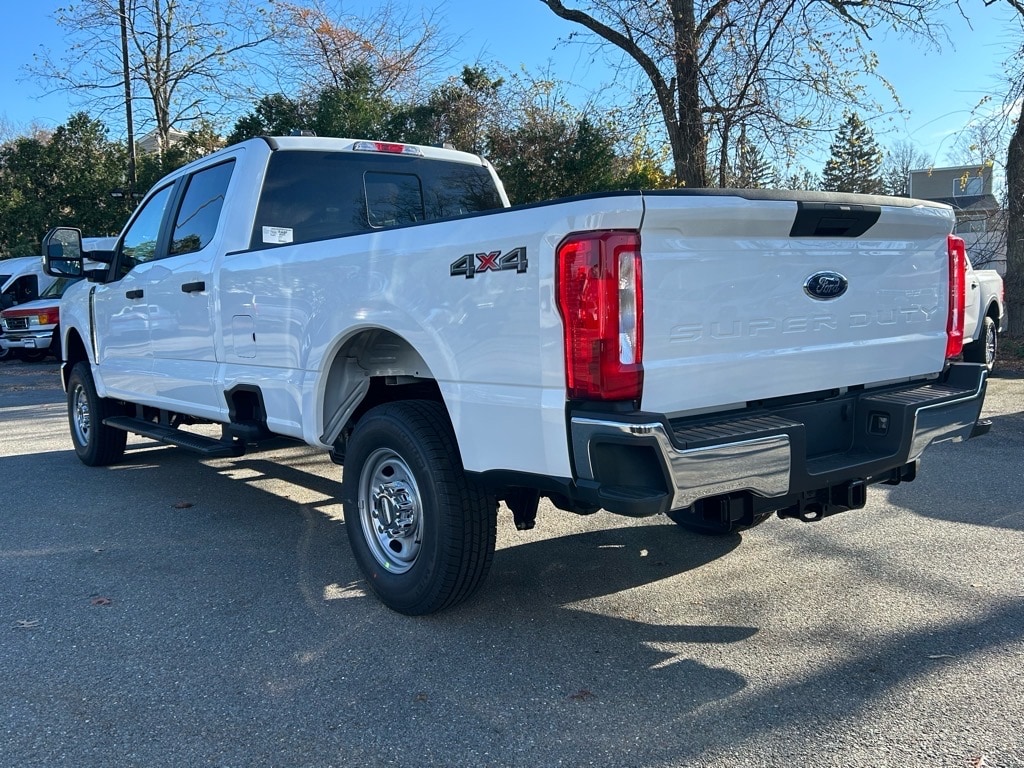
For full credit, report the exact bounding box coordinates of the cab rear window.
[251,150,502,249]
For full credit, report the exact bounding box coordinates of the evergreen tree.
[821,112,884,194]
[781,168,821,191]
[730,135,778,188]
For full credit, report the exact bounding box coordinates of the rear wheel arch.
[985,300,1001,323]
[320,328,441,447]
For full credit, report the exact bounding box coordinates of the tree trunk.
[671,0,707,188]
[1006,108,1024,336]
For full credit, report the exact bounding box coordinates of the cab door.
[91,184,175,401]
[146,159,236,417]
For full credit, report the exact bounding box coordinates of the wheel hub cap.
[372,482,416,537]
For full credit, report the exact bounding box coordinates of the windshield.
[40,276,82,299]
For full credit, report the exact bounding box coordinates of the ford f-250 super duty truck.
[43,136,989,614]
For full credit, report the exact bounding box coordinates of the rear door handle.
[126,289,144,299]
[181,281,206,293]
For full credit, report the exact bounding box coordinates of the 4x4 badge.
[450,247,528,279]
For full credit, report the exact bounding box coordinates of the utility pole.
[119,0,137,197]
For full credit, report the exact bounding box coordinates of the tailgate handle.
[181,281,206,293]
[789,202,881,238]
[125,289,144,299]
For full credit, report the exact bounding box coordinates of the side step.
[103,416,244,458]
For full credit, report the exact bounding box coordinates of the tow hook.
[778,481,867,523]
[505,487,540,531]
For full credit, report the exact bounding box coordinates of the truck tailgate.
[639,192,957,416]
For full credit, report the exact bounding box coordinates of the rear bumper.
[569,363,988,518]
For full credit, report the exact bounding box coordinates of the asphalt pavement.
[2,359,1022,767]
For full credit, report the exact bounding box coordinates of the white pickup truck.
[43,136,989,614]
[962,258,1005,371]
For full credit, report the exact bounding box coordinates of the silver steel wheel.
[984,322,997,367]
[357,447,424,574]
[72,382,92,447]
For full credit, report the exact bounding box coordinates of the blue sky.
[1,0,1019,170]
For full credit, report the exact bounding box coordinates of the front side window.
[119,185,174,275]
[170,161,235,256]
[0,274,39,308]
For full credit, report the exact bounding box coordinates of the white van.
[0,256,59,361]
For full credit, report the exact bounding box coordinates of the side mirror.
[42,227,84,278]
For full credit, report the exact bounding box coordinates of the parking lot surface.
[2,360,1022,767]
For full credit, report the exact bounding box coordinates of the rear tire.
[342,400,497,615]
[963,316,997,372]
[67,362,127,466]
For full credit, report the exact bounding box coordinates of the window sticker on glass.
[263,226,294,245]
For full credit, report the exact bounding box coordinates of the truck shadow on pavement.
[6,437,1024,765]
[886,409,1024,532]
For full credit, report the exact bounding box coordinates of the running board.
[103,416,245,458]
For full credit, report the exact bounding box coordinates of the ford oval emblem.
[804,271,848,300]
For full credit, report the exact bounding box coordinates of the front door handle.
[181,281,206,293]
[126,289,144,299]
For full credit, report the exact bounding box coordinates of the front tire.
[963,316,997,372]
[67,362,127,466]
[342,400,497,615]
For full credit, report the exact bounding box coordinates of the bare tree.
[539,0,948,188]
[943,120,1010,272]
[269,0,454,103]
[31,0,272,153]
[882,140,932,197]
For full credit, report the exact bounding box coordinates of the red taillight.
[556,230,643,401]
[946,234,966,359]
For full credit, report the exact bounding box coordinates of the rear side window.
[251,150,502,249]
[170,160,234,256]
